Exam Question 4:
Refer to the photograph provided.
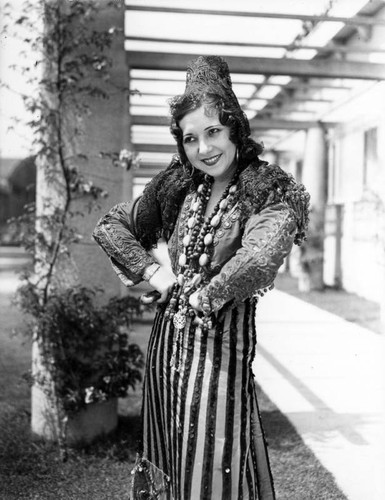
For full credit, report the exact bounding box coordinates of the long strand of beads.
[168,172,240,320]
[168,177,212,370]
[168,169,241,370]
[165,176,212,321]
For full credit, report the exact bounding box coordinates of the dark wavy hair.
[169,92,264,172]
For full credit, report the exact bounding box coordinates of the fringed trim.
[135,156,195,251]
[135,158,310,251]
[236,162,310,246]
[282,178,310,245]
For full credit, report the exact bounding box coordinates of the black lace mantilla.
[135,156,310,251]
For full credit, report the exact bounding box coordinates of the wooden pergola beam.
[126,51,385,80]
[279,96,333,103]
[133,92,333,103]
[135,166,165,177]
[134,143,177,154]
[286,82,352,90]
[131,115,170,126]
[249,118,334,130]
[125,6,385,26]
[131,115,334,130]
[134,92,266,100]
[130,75,353,90]
[126,36,385,54]
[262,107,317,114]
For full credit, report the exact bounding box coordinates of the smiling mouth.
[201,154,222,166]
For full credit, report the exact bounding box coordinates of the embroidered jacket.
[93,161,309,312]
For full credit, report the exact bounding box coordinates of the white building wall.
[325,83,385,303]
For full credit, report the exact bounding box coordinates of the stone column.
[119,67,134,296]
[122,68,134,203]
[31,1,79,448]
[31,0,128,445]
[298,126,328,291]
[71,0,130,297]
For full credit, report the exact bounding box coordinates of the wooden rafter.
[133,92,266,100]
[125,6,385,26]
[130,75,353,90]
[134,143,177,153]
[131,115,170,126]
[285,83,352,90]
[126,51,385,80]
[278,96,333,102]
[262,106,319,113]
[249,118,333,130]
[126,35,385,54]
[131,115,334,130]
[132,92,333,104]
[134,166,166,177]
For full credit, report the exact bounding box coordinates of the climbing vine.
[2,0,142,455]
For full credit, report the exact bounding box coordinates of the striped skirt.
[140,299,276,500]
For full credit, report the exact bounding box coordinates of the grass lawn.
[0,271,349,499]
[0,388,347,500]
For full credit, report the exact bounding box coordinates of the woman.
[93,56,309,500]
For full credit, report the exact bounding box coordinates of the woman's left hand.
[189,291,202,313]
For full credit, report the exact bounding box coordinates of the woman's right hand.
[148,265,176,303]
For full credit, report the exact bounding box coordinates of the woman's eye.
[208,128,220,136]
[183,136,195,144]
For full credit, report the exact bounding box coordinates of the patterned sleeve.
[92,199,156,286]
[199,203,297,312]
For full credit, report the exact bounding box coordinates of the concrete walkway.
[253,289,385,500]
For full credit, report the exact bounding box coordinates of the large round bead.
[219,199,228,210]
[177,273,185,286]
[192,201,200,212]
[199,253,209,267]
[229,185,237,194]
[204,233,213,246]
[197,184,204,193]
[179,254,187,267]
[183,234,191,247]
[191,273,202,287]
[188,217,197,229]
[210,214,221,228]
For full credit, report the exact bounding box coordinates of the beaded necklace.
[166,168,240,370]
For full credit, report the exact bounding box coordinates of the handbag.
[130,454,170,499]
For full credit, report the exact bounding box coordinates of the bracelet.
[198,292,212,315]
[143,263,161,282]
[198,292,213,332]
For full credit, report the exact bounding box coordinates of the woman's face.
[179,105,237,182]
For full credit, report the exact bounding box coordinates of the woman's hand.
[148,238,172,269]
[189,290,202,313]
[148,265,176,303]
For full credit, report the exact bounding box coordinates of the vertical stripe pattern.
[141,298,276,500]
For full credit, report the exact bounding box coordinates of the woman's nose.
[198,137,211,155]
